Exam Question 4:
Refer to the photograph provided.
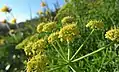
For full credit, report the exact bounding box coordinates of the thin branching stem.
[71,42,114,63]
[70,29,95,60]
[47,63,67,72]
[51,42,67,62]
[56,40,67,59]
[68,65,76,72]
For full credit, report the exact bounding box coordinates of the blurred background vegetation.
[0,0,119,72]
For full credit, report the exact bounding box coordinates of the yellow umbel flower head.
[32,39,46,55]
[1,19,7,24]
[48,32,59,43]
[86,20,104,29]
[61,16,75,26]
[10,18,16,24]
[105,28,119,42]
[0,5,11,12]
[40,2,46,7]
[37,22,45,33]
[37,10,43,15]
[42,22,57,32]
[27,54,47,72]
[59,24,80,42]
[45,10,50,15]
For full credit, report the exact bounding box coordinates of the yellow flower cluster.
[59,24,80,42]
[86,20,104,29]
[32,39,46,55]
[37,22,57,33]
[42,22,57,32]
[27,54,47,72]
[61,16,75,26]
[45,10,50,15]
[10,18,16,24]
[0,5,11,12]
[24,42,33,56]
[105,28,119,42]
[37,23,45,33]
[17,34,48,72]
[16,34,39,49]
[48,32,59,43]
[40,2,46,7]
[37,10,43,15]
[24,38,46,56]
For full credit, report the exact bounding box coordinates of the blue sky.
[0,0,65,23]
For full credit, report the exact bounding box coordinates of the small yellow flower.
[40,2,46,7]
[45,10,50,15]
[37,23,45,33]
[105,28,119,42]
[42,22,57,32]
[37,10,43,15]
[61,16,75,26]
[10,18,16,24]
[0,39,5,45]
[86,20,104,29]
[48,32,59,43]
[0,5,11,12]
[59,24,80,42]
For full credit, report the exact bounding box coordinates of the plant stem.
[70,29,95,60]
[68,65,76,72]
[51,42,67,62]
[71,42,113,63]
[67,40,70,61]
[56,40,67,59]
[47,63,67,72]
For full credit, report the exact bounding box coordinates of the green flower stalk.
[48,32,59,43]
[86,20,104,29]
[37,23,45,33]
[27,54,47,72]
[59,24,80,42]
[105,28,119,42]
[42,22,57,32]
[61,16,75,26]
